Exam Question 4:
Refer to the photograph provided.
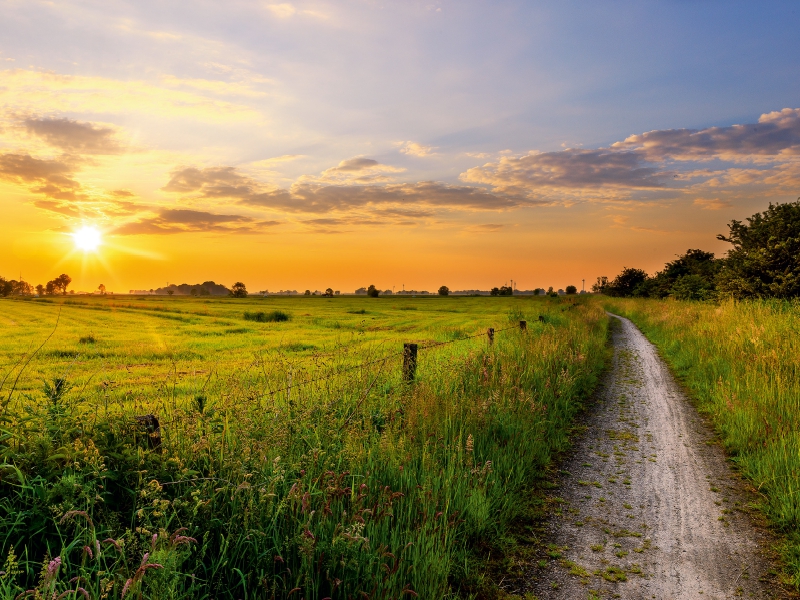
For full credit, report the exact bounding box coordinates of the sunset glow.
[1,2,799,293]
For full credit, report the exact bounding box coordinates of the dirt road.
[530,314,787,599]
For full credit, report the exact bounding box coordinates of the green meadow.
[0,295,608,599]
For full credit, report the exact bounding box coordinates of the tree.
[438,285,449,296]
[98,284,106,295]
[324,288,334,297]
[0,277,12,297]
[35,284,45,296]
[591,276,609,293]
[230,282,248,298]
[605,268,649,297]
[367,284,379,298]
[167,290,174,296]
[304,289,311,296]
[51,274,71,295]
[546,286,558,297]
[565,285,577,295]
[190,288,198,296]
[716,200,800,299]
[670,274,714,301]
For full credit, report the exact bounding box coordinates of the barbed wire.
[154,324,524,428]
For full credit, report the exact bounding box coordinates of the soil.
[527,314,792,600]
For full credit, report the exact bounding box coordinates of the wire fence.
[143,323,527,434]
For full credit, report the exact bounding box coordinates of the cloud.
[613,108,800,160]
[694,198,732,210]
[464,223,504,232]
[400,141,436,157]
[248,154,305,167]
[24,117,126,154]
[115,208,281,235]
[0,69,262,123]
[461,149,668,197]
[267,3,298,18]
[161,163,531,214]
[316,157,405,183]
[266,3,327,19]
[0,153,82,199]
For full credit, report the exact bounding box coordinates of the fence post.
[403,343,418,382]
[487,327,495,345]
[519,320,527,331]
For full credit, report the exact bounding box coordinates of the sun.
[73,226,102,252]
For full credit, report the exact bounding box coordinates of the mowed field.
[0,294,609,600]
[1,295,537,409]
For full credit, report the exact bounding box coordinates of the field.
[0,295,608,599]
[604,297,800,585]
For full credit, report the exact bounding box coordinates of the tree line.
[595,200,800,300]
[0,273,72,297]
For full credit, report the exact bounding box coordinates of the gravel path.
[529,314,788,600]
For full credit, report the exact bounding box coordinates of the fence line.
[151,322,526,430]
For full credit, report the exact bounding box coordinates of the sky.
[2,0,800,293]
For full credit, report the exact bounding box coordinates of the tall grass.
[0,298,608,598]
[604,297,800,585]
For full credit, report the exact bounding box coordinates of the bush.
[243,310,291,322]
[438,285,450,296]
[565,285,577,295]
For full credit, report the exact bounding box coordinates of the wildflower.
[101,538,122,552]
[44,556,62,588]
[466,434,474,454]
[59,511,95,529]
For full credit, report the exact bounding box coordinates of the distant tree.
[533,288,543,295]
[304,289,311,296]
[53,274,71,295]
[438,285,450,296]
[190,288,199,296]
[35,284,45,296]
[0,277,12,297]
[565,285,577,295]
[230,282,248,298]
[367,284,379,298]
[200,287,210,296]
[490,287,500,296]
[716,200,800,299]
[167,290,174,296]
[98,283,106,295]
[335,290,340,295]
[546,286,558,297]
[45,281,56,295]
[324,288,334,297]
[591,276,609,293]
[605,268,649,297]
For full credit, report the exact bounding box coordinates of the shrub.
[243,310,291,322]
[565,285,577,295]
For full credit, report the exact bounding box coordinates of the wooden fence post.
[519,320,527,331]
[403,343,418,382]
[487,327,495,345]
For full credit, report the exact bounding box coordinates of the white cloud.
[399,141,436,157]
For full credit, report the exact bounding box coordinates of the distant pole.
[582,279,585,292]
[403,343,418,382]
[487,328,495,345]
